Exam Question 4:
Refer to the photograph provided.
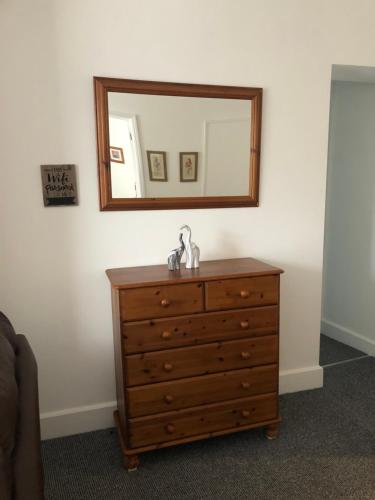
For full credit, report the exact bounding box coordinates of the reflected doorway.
[109,115,145,198]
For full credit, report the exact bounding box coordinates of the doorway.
[320,64,375,367]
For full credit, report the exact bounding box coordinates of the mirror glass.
[108,92,252,198]
[94,77,262,210]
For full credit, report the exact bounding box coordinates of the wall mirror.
[94,77,262,210]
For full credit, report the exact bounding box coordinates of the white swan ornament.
[180,225,200,269]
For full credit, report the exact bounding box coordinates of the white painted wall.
[322,81,375,355]
[2,0,375,438]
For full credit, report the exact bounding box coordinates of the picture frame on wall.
[147,151,168,181]
[180,152,198,182]
[40,164,78,206]
[110,146,125,163]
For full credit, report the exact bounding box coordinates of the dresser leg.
[124,454,140,471]
[265,423,279,440]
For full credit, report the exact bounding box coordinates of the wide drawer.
[120,282,203,321]
[123,306,278,354]
[128,393,278,448]
[125,335,278,386]
[205,276,279,311]
[127,364,278,417]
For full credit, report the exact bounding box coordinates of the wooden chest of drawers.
[106,257,283,470]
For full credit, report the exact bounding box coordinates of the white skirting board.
[321,318,375,356]
[40,366,323,440]
[279,365,323,394]
[40,401,117,440]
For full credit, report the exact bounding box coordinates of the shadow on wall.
[276,262,322,371]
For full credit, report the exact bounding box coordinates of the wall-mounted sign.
[40,164,78,206]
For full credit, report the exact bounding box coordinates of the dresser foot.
[265,423,279,440]
[124,454,140,471]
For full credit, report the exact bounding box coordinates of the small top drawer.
[120,282,204,321]
[205,276,279,311]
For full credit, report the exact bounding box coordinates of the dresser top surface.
[106,257,283,289]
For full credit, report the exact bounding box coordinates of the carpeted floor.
[42,342,375,500]
[319,334,367,366]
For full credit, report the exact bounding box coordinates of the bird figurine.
[180,224,200,269]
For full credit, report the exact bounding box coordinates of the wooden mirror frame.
[94,77,262,210]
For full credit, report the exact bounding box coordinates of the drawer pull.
[163,362,173,372]
[160,299,170,307]
[241,410,250,418]
[240,290,249,298]
[164,394,174,404]
[240,320,249,329]
[165,423,175,434]
[161,330,172,340]
[241,351,250,360]
[241,381,250,390]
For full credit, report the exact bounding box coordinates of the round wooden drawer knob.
[164,394,174,404]
[163,362,173,372]
[166,423,175,434]
[161,331,172,340]
[241,410,250,418]
[240,320,249,329]
[240,290,249,298]
[160,299,170,307]
[241,351,250,360]
[241,381,250,390]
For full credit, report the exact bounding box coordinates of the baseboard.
[279,365,323,394]
[40,366,323,439]
[40,401,117,440]
[321,318,375,356]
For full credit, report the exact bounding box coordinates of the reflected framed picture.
[180,152,198,182]
[147,151,168,181]
[110,146,124,163]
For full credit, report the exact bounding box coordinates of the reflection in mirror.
[108,93,251,198]
[94,77,262,210]
[109,115,145,198]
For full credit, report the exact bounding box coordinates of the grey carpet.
[319,334,366,366]
[42,360,375,500]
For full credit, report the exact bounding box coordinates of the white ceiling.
[332,64,375,83]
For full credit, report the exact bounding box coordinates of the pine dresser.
[106,257,283,470]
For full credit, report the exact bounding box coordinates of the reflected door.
[109,115,145,198]
[203,118,250,196]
